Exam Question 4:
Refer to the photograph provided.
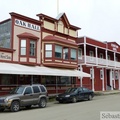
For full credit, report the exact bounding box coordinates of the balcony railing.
[78,56,120,68]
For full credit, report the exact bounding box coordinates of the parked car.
[0,84,48,112]
[56,87,94,103]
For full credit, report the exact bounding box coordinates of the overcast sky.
[1,0,120,44]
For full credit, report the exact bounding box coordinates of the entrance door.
[107,70,111,90]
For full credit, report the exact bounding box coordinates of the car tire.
[39,98,47,108]
[88,94,92,101]
[10,101,20,112]
[72,97,77,103]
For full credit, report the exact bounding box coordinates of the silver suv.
[0,84,48,112]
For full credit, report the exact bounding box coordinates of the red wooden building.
[77,36,120,91]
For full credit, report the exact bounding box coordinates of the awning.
[0,63,90,77]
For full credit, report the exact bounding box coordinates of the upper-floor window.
[45,44,52,58]
[78,48,82,59]
[20,39,26,55]
[20,39,36,56]
[100,53,103,59]
[70,48,77,60]
[107,55,110,60]
[30,40,36,56]
[63,47,68,60]
[89,51,94,57]
[55,45,62,58]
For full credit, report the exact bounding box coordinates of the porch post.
[56,76,58,94]
[95,47,98,65]
[113,70,115,89]
[31,75,33,84]
[84,36,86,64]
[102,68,105,91]
[92,66,95,91]
[80,65,83,87]
[110,69,113,90]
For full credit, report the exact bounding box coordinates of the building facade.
[0,12,83,95]
[77,36,120,91]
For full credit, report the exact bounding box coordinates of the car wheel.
[88,94,92,100]
[72,97,77,103]
[10,101,20,112]
[39,98,47,108]
[26,105,31,109]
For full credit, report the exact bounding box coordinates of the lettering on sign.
[111,44,118,51]
[15,19,40,31]
[0,53,11,60]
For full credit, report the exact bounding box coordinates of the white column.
[105,50,108,66]
[119,70,120,90]
[84,36,86,64]
[78,65,83,87]
[95,47,98,65]
[113,70,115,89]
[102,68,105,91]
[92,66,95,91]
[110,69,113,90]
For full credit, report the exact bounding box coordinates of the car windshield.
[10,87,25,94]
[65,88,77,93]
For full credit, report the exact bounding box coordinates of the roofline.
[10,12,42,25]
[0,18,11,24]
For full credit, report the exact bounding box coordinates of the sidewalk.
[94,90,120,96]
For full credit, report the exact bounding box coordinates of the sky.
[1,0,120,44]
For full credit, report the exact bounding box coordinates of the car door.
[77,87,84,100]
[82,87,90,99]
[32,86,41,104]
[21,86,33,106]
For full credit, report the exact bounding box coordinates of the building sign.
[0,52,12,61]
[15,19,40,31]
[111,43,118,51]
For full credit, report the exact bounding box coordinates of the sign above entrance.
[0,52,12,61]
[15,19,40,31]
[111,43,118,51]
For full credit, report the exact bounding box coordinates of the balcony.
[78,56,120,68]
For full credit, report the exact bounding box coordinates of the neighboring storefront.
[77,36,120,91]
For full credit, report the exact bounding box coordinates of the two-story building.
[77,36,120,91]
[0,12,90,95]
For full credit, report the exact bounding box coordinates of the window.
[100,69,104,79]
[78,48,82,59]
[70,48,77,60]
[100,53,103,59]
[90,68,94,79]
[40,86,46,92]
[55,45,62,58]
[63,47,68,60]
[33,86,40,93]
[89,51,94,61]
[30,40,36,56]
[112,71,114,79]
[24,87,32,94]
[107,55,110,60]
[115,71,118,79]
[20,40,26,55]
[45,44,52,57]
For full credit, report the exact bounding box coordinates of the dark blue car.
[56,87,94,103]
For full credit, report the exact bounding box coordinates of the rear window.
[32,86,40,93]
[39,86,46,92]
